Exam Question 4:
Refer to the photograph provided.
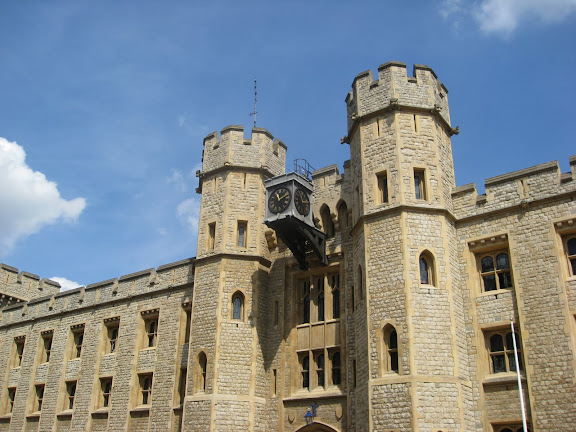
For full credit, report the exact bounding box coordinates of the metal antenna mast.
[249,79,258,128]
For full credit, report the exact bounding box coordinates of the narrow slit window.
[207,223,216,250]
[377,172,389,204]
[237,221,247,248]
[414,169,426,200]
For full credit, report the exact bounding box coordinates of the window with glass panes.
[479,251,513,291]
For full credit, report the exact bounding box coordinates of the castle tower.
[345,62,468,431]
[182,126,286,431]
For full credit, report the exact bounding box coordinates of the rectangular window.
[207,223,216,250]
[7,387,16,414]
[564,235,576,276]
[377,172,389,204]
[272,369,277,396]
[237,221,247,248]
[104,318,120,354]
[70,324,85,358]
[478,251,513,292]
[274,301,279,326]
[177,368,187,406]
[41,331,53,363]
[100,377,112,408]
[139,373,153,406]
[13,336,25,368]
[141,310,159,348]
[414,169,426,200]
[331,274,340,319]
[486,329,523,374]
[35,384,44,412]
[65,381,77,410]
[183,306,192,344]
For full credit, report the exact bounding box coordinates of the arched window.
[232,291,244,321]
[198,352,207,392]
[331,351,341,385]
[301,355,310,389]
[419,251,435,286]
[384,325,399,373]
[320,205,335,238]
[337,201,349,229]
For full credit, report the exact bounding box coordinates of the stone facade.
[1,61,575,432]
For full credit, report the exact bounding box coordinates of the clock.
[268,187,292,214]
[294,188,310,216]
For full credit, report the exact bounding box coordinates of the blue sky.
[0,0,575,289]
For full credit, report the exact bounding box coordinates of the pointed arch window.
[384,325,399,373]
[232,291,245,321]
[320,205,335,238]
[337,201,349,229]
[197,352,208,392]
[419,251,435,286]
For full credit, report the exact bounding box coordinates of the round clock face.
[294,188,310,216]
[268,187,292,214]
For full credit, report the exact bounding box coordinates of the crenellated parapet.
[345,61,453,135]
[0,258,194,327]
[452,156,576,220]
[198,125,286,191]
[0,263,61,307]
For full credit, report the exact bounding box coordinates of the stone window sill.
[91,408,110,418]
[284,388,346,402]
[0,413,11,422]
[26,412,41,419]
[173,404,183,411]
[130,405,150,414]
[476,288,513,299]
[482,372,526,386]
[56,410,73,418]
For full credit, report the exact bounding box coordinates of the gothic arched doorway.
[295,422,339,432]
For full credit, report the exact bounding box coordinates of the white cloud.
[441,0,576,36]
[176,197,201,233]
[49,276,82,291]
[0,137,87,255]
[167,168,187,192]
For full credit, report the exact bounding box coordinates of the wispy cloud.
[167,168,187,192]
[441,0,576,36]
[49,276,82,291]
[176,197,201,233]
[0,137,86,255]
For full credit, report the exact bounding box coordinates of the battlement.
[0,263,61,306]
[0,258,194,328]
[452,155,576,220]
[346,61,451,133]
[200,125,287,180]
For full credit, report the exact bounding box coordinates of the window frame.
[34,384,45,413]
[141,309,159,349]
[413,168,427,201]
[65,381,77,411]
[7,387,16,414]
[383,325,400,374]
[485,329,523,375]
[100,377,113,408]
[478,250,514,292]
[376,171,389,204]
[70,324,85,359]
[40,330,53,363]
[231,291,245,322]
[237,220,248,248]
[12,336,25,368]
[103,317,120,355]
[207,222,216,250]
[419,251,436,286]
[564,235,576,277]
[138,373,153,406]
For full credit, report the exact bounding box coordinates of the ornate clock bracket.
[265,216,328,270]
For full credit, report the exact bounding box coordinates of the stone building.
[1,61,575,432]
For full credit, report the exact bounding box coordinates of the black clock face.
[294,188,310,216]
[268,187,292,214]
